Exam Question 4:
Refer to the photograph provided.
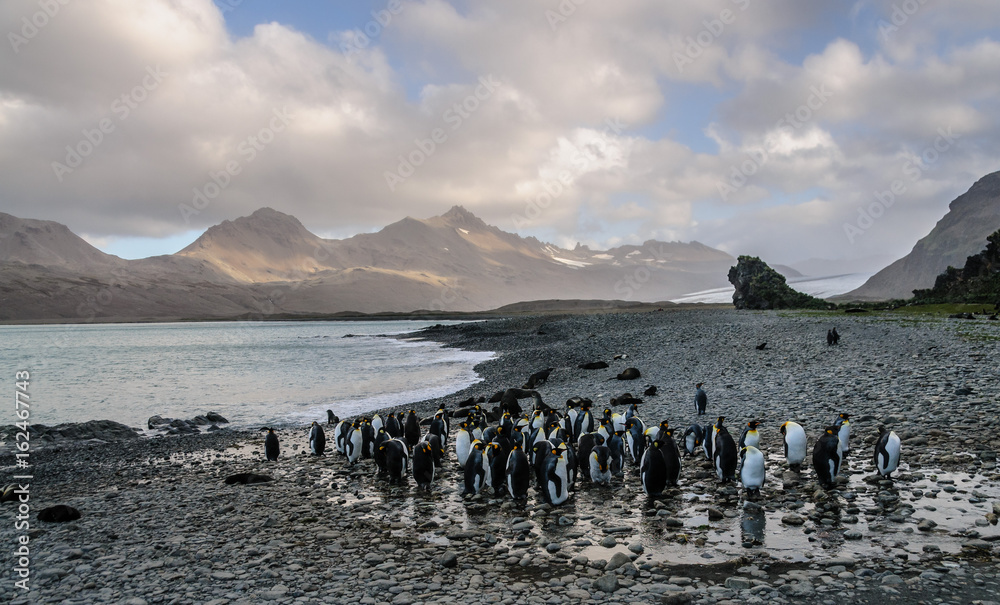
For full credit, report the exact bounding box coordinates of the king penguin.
[590,445,612,486]
[812,425,843,488]
[738,420,761,449]
[780,421,807,467]
[639,437,668,496]
[506,444,530,500]
[335,419,350,455]
[713,420,738,483]
[873,425,901,479]
[455,421,474,469]
[694,383,708,415]
[462,441,490,496]
[404,410,421,448]
[542,444,571,505]
[382,438,408,485]
[739,446,766,497]
[309,421,326,456]
[658,429,682,487]
[345,421,364,465]
[834,413,851,458]
[682,424,703,458]
[264,428,279,461]
[412,440,435,490]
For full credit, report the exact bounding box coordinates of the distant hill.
[0,206,738,322]
[842,171,1000,301]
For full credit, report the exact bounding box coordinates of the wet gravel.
[2,308,1000,604]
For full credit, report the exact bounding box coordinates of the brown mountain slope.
[842,171,1000,301]
[1,205,737,321]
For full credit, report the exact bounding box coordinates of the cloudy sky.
[2,0,998,269]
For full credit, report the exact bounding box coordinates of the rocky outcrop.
[912,229,1000,305]
[844,171,1000,301]
[728,256,831,310]
[147,412,229,435]
[1,419,141,443]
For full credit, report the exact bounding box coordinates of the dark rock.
[728,256,831,310]
[224,473,274,485]
[579,361,609,370]
[37,505,81,523]
[615,368,641,380]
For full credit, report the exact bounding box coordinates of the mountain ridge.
[842,171,1000,300]
[0,206,737,321]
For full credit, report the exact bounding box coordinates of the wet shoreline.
[3,308,1000,604]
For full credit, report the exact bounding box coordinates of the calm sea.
[0,320,492,430]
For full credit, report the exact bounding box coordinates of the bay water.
[0,320,492,431]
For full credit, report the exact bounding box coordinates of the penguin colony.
[262,377,902,504]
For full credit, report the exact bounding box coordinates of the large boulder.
[728,256,831,310]
[2,420,141,443]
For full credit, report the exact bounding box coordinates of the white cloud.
[0,0,997,268]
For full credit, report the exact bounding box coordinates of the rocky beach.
[3,308,1000,605]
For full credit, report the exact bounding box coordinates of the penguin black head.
[696,382,704,388]
[825,426,837,435]
[659,420,669,430]
[716,416,725,426]
[877,424,887,434]
[595,434,606,446]
[839,413,850,421]
[652,440,662,448]
[780,422,788,435]
[747,420,760,429]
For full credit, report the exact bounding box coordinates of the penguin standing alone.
[264,428,279,461]
[739,446,765,497]
[309,421,326,456]
[812,426,843,488]
[694,383,708,415]
[780,421,807,467]
[873,425,901,478]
